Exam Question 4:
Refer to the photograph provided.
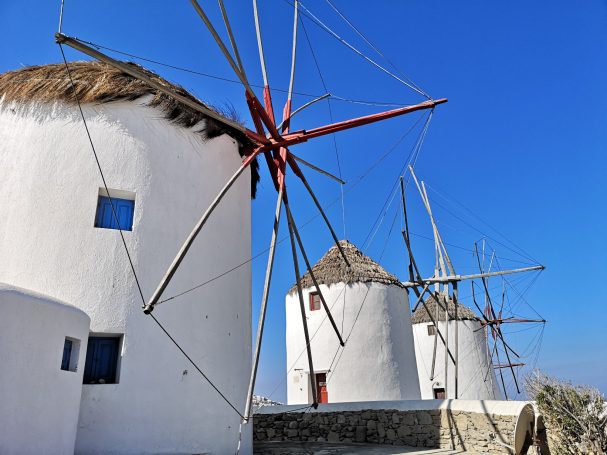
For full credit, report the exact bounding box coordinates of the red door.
[316,373,328,403]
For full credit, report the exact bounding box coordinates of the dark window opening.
[61,337,80,372]
[433,387,446,399]
[309,292,321,311]
[427,324,436,336]
[61,339,73,371]
[83,337,121,384]
[95,195,135,231]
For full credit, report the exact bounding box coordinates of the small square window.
[433,387,446,399]
[94,189,135,231]
[61,337,80,372]
[309,292,321,311]
[427,324,436,336]
[83,336,121,384]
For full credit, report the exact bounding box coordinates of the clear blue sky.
[2,1,606,402]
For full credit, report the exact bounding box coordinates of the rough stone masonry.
[254,408,521,454]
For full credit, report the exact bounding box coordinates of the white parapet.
[0,283,91,455]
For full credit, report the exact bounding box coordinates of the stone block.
[377,423,386,438]
[402,413,416,426]
[386,428,397,441]
[337,414,346,424]
[366,420,377,430]
[266,428,276,439]
[288,421,298,429]
[417,411,433,425]
[327,431,340,442]
[287,429,298,438]
[397,425,411,437]
[392,413,400,424]
[355,426,366,443]
[361,410,372,420]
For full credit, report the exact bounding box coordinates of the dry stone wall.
[254,408,519,454]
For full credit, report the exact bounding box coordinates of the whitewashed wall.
[0,283,90,455]
[412,319,503,400]
[286,282,420,404]
[0,98,252,454]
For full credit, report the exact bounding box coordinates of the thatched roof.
[288,240,404,294]
[411,294,479,324]
[0,61,260,197]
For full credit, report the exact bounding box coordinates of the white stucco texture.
[286,282,421,404]
[0,283,91,455]
[412,319,503,400]
[0,98,252,454]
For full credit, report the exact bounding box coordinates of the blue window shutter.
[83,337,120,384]
[95,196,134,231]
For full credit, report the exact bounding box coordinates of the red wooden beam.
[274,98,447,149]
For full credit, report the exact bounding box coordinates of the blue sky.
[2,1,606,401]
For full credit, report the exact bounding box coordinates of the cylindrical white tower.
[411,294,503,400]
[285,241,420,404]
[0,62,254,454]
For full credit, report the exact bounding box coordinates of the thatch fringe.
[411,294,479,324]
[0,61,259,197]
[288,240,404,294]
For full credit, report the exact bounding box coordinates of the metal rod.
[420,294,456,365]
[55,33,266,143]
[286,204,345,346]
[287,0,298,103]
[243,186,284,420]
[276,93,331,131]
[217,0,247,80]
[253,0,269,88]
[286,192,318,407]
[190,0,252,96]
[399,176,423,297]
[453,282,459,399]
[444,291,449,398]
[294,168,351,268]
[430,292,439,380]
[401,265,544,287]
[290,153,345,184]
[145,151,261,312]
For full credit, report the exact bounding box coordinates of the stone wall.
[254,408,522,454]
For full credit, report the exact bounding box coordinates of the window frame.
[83,335,122,385]
[427,324,436,336]
[309,292,321,311]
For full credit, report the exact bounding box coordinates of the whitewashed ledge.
[255,399,532,416]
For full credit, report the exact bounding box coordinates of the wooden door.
[316,373,328,403]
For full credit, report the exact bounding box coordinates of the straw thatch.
[0,61,260,197]
[288,240,404,294]
[411,294,479,324]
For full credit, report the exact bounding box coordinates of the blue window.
[61,339,73,371]
[60,337,80,372]
[95,196,134,231]
[83,337,120,384]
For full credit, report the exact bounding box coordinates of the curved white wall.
[0,99,252,454]
[0,283,90,455]
[286,282,420,404]
[412,319,503,400]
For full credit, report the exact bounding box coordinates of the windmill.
[401,166,545,399]
[55,0,447,421]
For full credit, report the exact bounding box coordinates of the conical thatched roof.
[411,294,479,324]
[288,240,403,294]
[0,61,259,196]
